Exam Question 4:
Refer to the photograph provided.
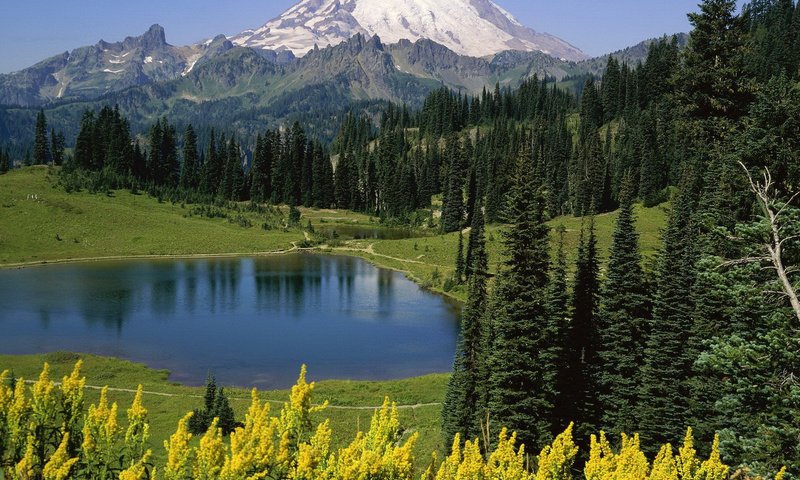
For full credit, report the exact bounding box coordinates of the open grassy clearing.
[0,167,303,266]
[325,204,668,302]
[1,166,668,301]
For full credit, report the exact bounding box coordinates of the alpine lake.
[0,253,461,388]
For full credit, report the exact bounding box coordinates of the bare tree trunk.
[740,162,800,324]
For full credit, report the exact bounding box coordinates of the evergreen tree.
[180,124,198,191]
[692,182,800,474]
[441,156,465,233]
[464,200,486,280]
[579,78,604,140]
[202,130,223,196]
[487,150,555,449]
[335,151,356,210]
[549,225,571,430]
[224,138,246,201]
[50,130,65,167]
[287,122,306,205]
[213,387,237,435]
[678,0,751,128]
[148,118,178,186]
[736,74,800,195]
[454,231,465,283]
[189,374,217,434]
[311,141,334,208]
[601,58,622,121]
[638,169,700,449]
[598,175,651,437]
[0,148,9,173]
[189,374,238,436]
[34,109,51,165]
[442,205,490,447]
[556,217,601,439]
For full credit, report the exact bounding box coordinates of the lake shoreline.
[0,244,466,304]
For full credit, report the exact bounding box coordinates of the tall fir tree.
[311,141,334,208]
[50,130,64,167]
[442,204,490,447]
[226,138,246,201]
[251,132,272,203]
[454,231,465,283]
[464,200,486,280]
[0,148,9,173]
[148,118,178,186]
[598,174,651,437]
[200,129,218,195]
[34,109,50,165]
[487,150,556,449]
[556,217,601,439]
[441,156,465,233]
[638,168,700,449]
[549,225,571,431]
[678,0,751,128]
[180,124,198,191]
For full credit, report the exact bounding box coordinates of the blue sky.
[0,0,748,73]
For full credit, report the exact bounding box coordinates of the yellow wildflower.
[194,418,226,480]
[163,412,194,480]
[60,360,85,440]
[677,428,698,480]
[15,434,38,480]
[125,385,150,460]
[535,423,579,480]
[119,450,152,480]
[695,434,728,480]
[42,433,79,480]
[649,444,678,480]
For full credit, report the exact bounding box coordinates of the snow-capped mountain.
[231,0,588,62]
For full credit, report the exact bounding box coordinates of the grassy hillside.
[0,167,301,266]
[329,205,667,302]
[1,166,668,303]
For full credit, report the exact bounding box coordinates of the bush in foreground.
[0,362,788,479]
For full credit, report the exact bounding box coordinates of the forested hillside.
[440,0,800,476]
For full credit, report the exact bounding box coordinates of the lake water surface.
[0,254,460,388]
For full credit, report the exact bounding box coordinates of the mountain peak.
[121,24,168,51]
[231,0,587,61]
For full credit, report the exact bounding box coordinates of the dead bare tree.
[739,162,800,324]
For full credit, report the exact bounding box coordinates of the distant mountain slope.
[232,0,588,61]
[0,25,239,108]
[577,33,689,76]
[0,23,681,147]
[0,29,588,143]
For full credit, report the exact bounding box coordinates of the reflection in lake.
[0,254,460,388]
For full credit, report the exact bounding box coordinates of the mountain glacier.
[232,0,587,61]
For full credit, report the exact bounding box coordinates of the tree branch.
[739,162,800,324]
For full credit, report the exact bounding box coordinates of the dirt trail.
[23,380,440,410]
[331,243,427,265]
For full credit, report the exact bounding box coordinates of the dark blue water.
[0,254,460,388]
